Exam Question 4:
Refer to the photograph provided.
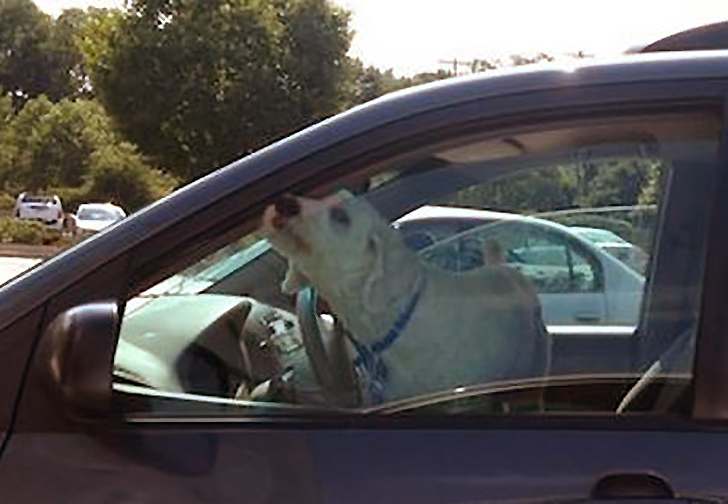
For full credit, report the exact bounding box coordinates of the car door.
[395,217,614,326]
[474,220,611,325]
[1,59,728,504]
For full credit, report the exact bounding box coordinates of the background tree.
[345,61,455,108]
[573,159,657,208]
[0,0,87,106]
[0,96,177,210]
[442,166,578,213]
[82,142,177,210]
[344,59,409,107]
[638,162,668,205]
[50,8,91,98]
[91,0,352,182]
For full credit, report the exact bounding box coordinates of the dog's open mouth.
[261,199,312,255]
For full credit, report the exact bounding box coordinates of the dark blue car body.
[2,37,728,503]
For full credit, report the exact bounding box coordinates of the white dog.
[260,192,547,405]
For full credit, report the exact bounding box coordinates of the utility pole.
[438,58,474,75]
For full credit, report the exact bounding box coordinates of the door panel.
[1,426,727,503]
[541,292,608,325]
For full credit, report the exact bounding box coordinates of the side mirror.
[37,302,120,419]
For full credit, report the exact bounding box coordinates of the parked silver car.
[396,206,645,326]
[570,226,650,274]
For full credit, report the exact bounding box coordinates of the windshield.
[22,196,54,204]
[78,208,120,220]
[572,227,629,244]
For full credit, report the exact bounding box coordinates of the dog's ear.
[336,189,355,201]
[281,262,310,294]
[362,232,385,314]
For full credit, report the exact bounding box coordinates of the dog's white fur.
[260,193,547,403]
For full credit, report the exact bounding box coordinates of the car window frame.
[692,98,728,419]
[112,107,725,425]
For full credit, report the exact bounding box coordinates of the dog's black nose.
[274,196,301,218]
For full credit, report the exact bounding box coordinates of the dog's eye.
[329,206,351,229]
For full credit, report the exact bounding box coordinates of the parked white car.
[395,206,645,327]
[13,193,64,226]
[570,226,650,274]
[73,203,127,233]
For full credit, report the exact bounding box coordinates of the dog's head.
[260,192,418,318]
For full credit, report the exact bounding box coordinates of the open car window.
[113,112,717,418]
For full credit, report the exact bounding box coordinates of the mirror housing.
[37,301,120,419]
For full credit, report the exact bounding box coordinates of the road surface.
[0,257,41,285]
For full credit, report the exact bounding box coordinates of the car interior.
[109,111,717,419]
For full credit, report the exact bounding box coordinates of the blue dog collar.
[349,275,426,405]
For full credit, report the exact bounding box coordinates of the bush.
[0,192,15,216]
[50,186,88,213]
[0,217,74,246]
[0,218,46,244]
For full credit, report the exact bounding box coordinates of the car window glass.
[78,209,113,220]
[114,113,716,418]
[410,220,600,294]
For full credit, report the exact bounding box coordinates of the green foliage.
[441,166,579,213]
[76,7,123,79]
[50,8,92,99]
[280,0,352,122]
[0,217,44,244]
[51,185,87,212]
[638,163,668,205]
[0,216,70,245]
[344,61,455,108]
[0,4,669,247]
[0,191,15,214]
[0,95,178,214]
[442,158,662,215]
[438,156,663,253]
[0,98,113,191]
[0,0,88,105]
[344,61,407,107]
[574,159,659,208]
[91,0,353,182]
[83,142,179,210]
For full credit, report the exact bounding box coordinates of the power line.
[438,58,474,75]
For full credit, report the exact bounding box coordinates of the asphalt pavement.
[0,257,41,285]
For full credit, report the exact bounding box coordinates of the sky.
[33,0,728,76]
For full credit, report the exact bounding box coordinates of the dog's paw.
[281,264,309,294]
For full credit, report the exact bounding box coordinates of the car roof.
[78,203,118,208]
[638,21,728,53]
[396,205,573,232]
[569,226,627,240]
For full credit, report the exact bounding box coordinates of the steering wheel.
[296,288,361,408]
